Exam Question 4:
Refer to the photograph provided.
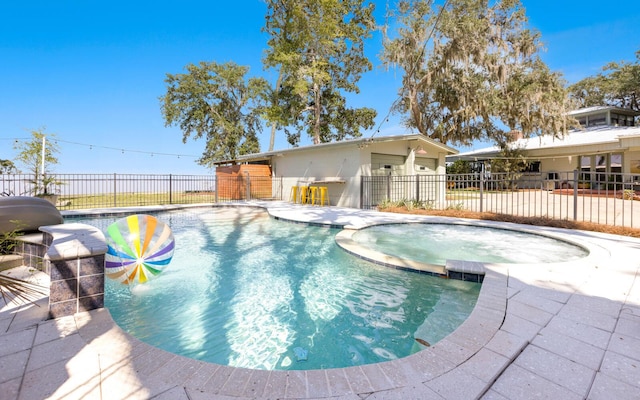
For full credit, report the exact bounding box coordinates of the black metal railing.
[0,174,283,210]
[3,171,639,228]
[361,171,640,229]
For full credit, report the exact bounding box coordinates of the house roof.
[214,134,458,165]
[568,105,640,117]
[448,125,640,161]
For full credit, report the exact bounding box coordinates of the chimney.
[509,130,523,142]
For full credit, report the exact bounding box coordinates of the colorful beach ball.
[104,214,175,285]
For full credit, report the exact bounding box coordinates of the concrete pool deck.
[1,202,639,399]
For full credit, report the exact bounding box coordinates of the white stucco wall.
[272,144,363,207]
[270,137,449,208]
[541,157,577,175]
[625,151,640,175]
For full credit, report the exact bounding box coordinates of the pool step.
[0,254,24,272]
[445,260,485,283]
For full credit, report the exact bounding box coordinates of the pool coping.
[63,204,604,398]
[60,263,507,399]
[57,203,623,396]
[3,201,639,399]
[335,228,448,276]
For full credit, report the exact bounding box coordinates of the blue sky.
[1,1,638,174]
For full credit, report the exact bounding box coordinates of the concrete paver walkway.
[1,202,639,399]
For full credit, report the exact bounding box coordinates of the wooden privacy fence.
[215,164,274,201]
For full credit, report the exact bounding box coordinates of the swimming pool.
[70,207,480,370]
[350,223,589,265]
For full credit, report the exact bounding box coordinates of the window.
[611,113,620,126]
[588,116,607,127]
[579,155,593,181]
[523,161,540,173]
[611,153,622,174]
[613,114,636,127]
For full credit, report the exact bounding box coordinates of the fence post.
[113,173,117,208]
[215,176,219,203]
[480,169,485,213]
[573,170,579,221]
[386,174,391,201]
[169,174,173,205]
[245,172,251,201]
[416,175,420,202]
[360,176,364,209]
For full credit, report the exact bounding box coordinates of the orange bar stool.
[290,186,298,203]
[299,186,309,204]
[318,186,329,206]
[308,186,319,205]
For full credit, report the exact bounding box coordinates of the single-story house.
[447,106,640,188]
[216,134,458,208]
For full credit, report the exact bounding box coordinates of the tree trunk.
[268,70,284,152]
[312,81,322,144]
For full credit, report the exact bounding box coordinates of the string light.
[55,138,198,158]
[1,137,198,159]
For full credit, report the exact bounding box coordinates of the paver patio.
[1,202,639,399]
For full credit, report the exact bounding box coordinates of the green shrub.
[446,202,465,211]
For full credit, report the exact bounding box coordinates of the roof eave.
[231,134,458,164]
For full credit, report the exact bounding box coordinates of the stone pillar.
[47,253,105,318]
[40,223,108,319]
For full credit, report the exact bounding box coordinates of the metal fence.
[0,174,283,210]
[3,171,640,229]
[362,171,640,229]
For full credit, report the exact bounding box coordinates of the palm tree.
[0,232,47,305]
[0,275,47,305]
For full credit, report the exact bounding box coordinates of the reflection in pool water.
[71,208,480,370]
[352,223,588,265]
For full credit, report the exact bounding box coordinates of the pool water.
[352,223,588,265]
[71,207,480,370]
